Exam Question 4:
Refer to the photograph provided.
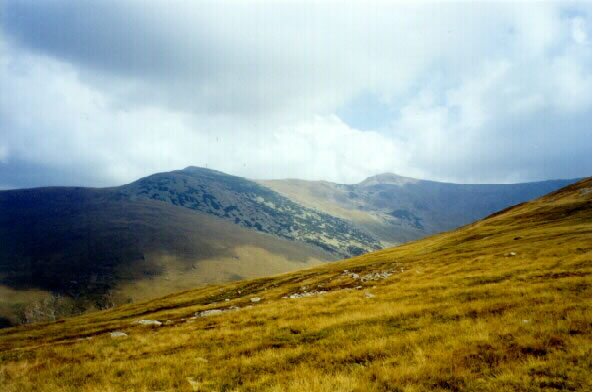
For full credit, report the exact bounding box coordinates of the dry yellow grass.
[1,178,591,391]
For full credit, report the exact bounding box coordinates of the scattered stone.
[135,320,162,327]
[110,331,128,338]
[186,377,201,391]
[250,297,261,303]
[360,271,393,281]
[340,270,360,279]
[522,319,530,323]
[196,357,209,363]
[578,187,592,197]
[354,286,362,289]
[195,309,224,317]
[341,269,394,282]
[504,252,517,257]
[288,290,327,299]
[365,292,376,298]
[195,305,241,318]
[225,298,230,302]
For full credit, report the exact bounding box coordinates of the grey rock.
[195,305,241,318]
[135,319,162,326]
[360,271,393,281]
[195,309,224,317]
[288,290,328,299]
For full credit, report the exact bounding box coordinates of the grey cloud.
[3,1,338,116]
[0,159,107,189]
[3,2,515,117]
[1,1,591,188]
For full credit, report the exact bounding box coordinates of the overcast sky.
[1,1,591,189]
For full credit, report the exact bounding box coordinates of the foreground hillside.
[1,178,590,391]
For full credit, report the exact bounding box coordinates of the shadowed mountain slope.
[1,177,590,391]
[0,187,336,326]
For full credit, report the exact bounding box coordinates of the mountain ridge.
[0,166,583,328]
[1,176,590,391]
[358,172,420,186]
[119,166,382,257]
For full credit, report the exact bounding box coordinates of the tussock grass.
[1,178,591,391]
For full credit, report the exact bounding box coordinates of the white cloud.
[1,1,592,187]
[550,54,592,113]
[0,46,410,185]
[572,16,588,45]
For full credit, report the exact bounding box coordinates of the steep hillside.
[0,187,336,327]
[1,178,590,392]
[259,174,580,246]
[120,167,382,257]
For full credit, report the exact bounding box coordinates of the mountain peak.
[358,172,419,187]
[181,166,233,177]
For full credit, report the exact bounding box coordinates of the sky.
[1,1,591,189]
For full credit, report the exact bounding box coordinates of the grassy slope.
[0,178,591,391]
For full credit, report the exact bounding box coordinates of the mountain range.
[0,166,580,326]
[1,176,590,391]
